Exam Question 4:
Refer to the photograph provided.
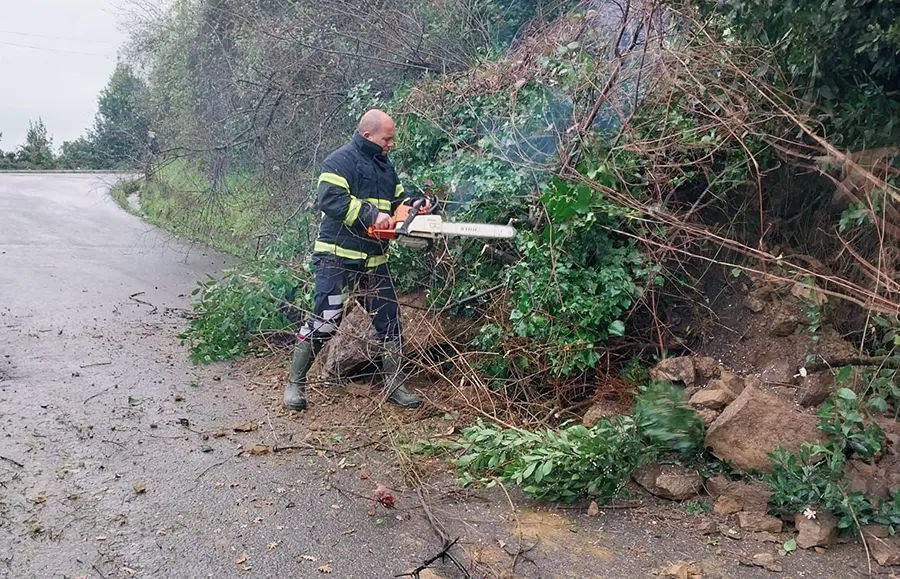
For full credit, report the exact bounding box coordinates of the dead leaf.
[95,535,107,541]
[121,567,137,576]
[212,429,228,438]
[249,444,269,455]
[235,552,249,565]
[342,529,355,536]
[214,482,226,489]
[317,563,333,573]
[301,555,317,562]
[31,493,47,504]
[133,483,146,494]
[268,541,279,551]
[587,500,600,517]
[233,423,259,433]
[173,393,185,402]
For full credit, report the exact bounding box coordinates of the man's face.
[364,119,395,156]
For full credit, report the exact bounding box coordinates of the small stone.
[864,524,890,539]
[633,464,702,501]
[795,511,837,549]
[693,357,721,380]
[689,388,732,410]
[870,536,900,566]
[659,561,702,579]
[178,418,190,427]
[713,495,742,516]
[771,313,800,337]
[751,552,782,572]
[737,512,782,533]
[650,357,697,387]
[173,393,185,402]
[744,296,765,313]
[200,445,213,453]
[149,423,158,429]
[587,501,600,517]
[724,528,742,540]
[697,520,718,535]
[814,547,826,554]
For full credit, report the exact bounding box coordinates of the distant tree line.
[0,63,153,171]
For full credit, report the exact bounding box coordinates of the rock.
[845,458,890,503]
[771,312,801,337]
[587,501,600,517]
[583,401,617,428]
[797,372,834,407]
[713,495,742,516]
[706,476,773,513]
[744,296,765,313]
[651,357,697,387]
[724,528,742,540]
[689,388,732,410]
[660,562,702,579]
[705,385,827,472]
[693,357,721,381]
[697,520,718,535]
[633,464,702,501]
[737,512,782,533]
[322,293,460,382]
[696,409,720,427]
[322,305,379,382]
[751,553,782,572]
[713,371,747,400]
[795,512,837,549]
[864,525,891,539]
[870,536,900,566]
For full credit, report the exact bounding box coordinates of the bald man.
[282,109,425,411]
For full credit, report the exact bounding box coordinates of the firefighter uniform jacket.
[313,131,417,267]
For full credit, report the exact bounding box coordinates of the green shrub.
[454,417,644,503]
[633,381,706,458]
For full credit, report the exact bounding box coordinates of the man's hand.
[374,212,393,229]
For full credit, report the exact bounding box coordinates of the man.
[282,109,424,411]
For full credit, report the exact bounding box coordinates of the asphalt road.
[0,174,874,579]
[0,174,454,578]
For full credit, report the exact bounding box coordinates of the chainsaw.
[367,198,516,245]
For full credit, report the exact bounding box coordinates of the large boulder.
[705,386,827,472]
[633,464,702,501]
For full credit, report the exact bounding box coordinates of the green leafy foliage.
[455,417,644,503]
[633,381,706,457]
[766,370,900,530]
[178,256,309,364]
[701,0,900,148]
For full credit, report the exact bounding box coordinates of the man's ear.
[362,131,372,139]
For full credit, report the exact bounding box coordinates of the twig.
[92,564,108,579]
[394,537,463,578]
[841,485,872,576]
[0,454,24,468]
[83,385,116,405]
[80,361,112,368]
[129,292,158,314]
[805,356,899,373]
[195,452,241,481]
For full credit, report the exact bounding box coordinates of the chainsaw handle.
[366,198,431,240]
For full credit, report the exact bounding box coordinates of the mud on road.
[0,174,873,578]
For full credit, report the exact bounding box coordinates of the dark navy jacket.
[313,131,416,267]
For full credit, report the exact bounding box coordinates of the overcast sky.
[0,0,128,151]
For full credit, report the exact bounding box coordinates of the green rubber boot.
[381,338,422,408]
[283,339,319,411]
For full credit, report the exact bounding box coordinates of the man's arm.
[317,155,380,228]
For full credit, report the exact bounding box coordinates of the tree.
[58,137,99,170]
[18,119,56,169]
[89,62,150,168]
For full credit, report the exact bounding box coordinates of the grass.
[117,158,287,256]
